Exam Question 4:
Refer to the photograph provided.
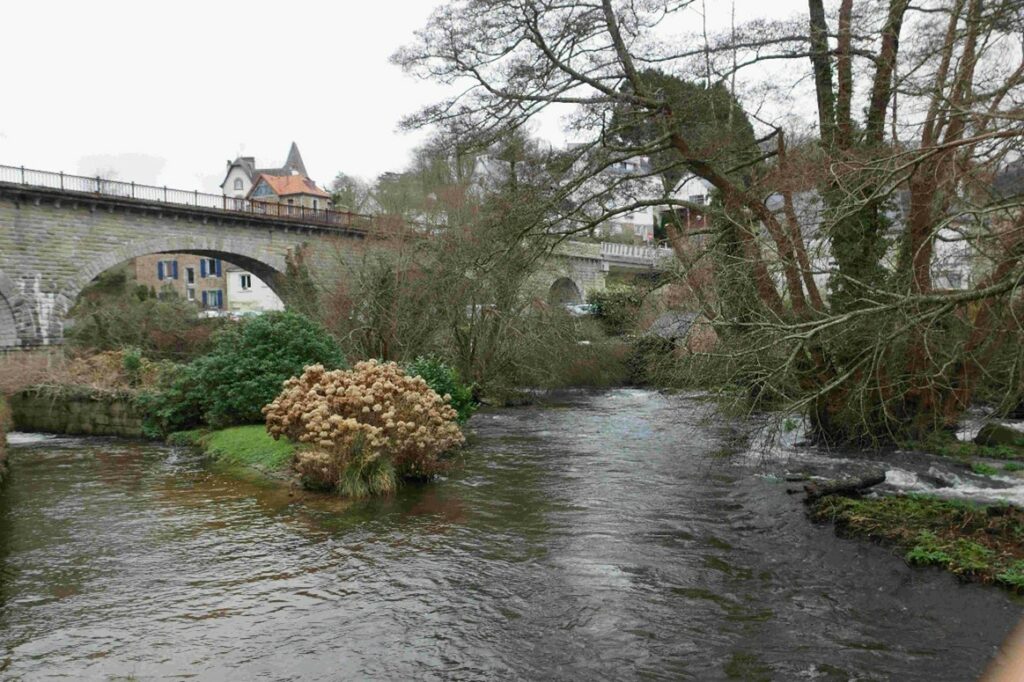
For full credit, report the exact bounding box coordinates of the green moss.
[1003,462,1024,473]
[912,432,1024,461]
[811,494,1024,591]
[971,461,1000,476]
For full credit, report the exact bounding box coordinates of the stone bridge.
[0,165,672,349]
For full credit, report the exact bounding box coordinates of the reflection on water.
[0,390,1019,680]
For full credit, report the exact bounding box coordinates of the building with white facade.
[225,266,285,316]
[215,142,332,313]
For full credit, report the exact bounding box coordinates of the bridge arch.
[26,236,295,348]
[61,236,289,308]
[547,277,584,305]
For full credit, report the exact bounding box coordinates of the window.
[186,267,195,285]
[312,199,318,210]
[201,289,224,309]
[251,181,275,198]
[286,198,295,214]
[156,260,178,281]
[233,178,244,191]
[199,258,221,278]
[186,287,195,302]
[239,274,252,291]
[689,194,706,205]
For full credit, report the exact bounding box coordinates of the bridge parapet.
[0,163,370,233]
[599,242,675,267]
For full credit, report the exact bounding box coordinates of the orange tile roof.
[251,173,330,199]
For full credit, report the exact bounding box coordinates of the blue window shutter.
[200,259,207,278]
[201,291,208,307]
[172,261,179,280]
[157,261,164,280]
[217,291,224,308]
[215,259,222,277]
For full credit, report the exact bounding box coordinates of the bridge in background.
[0,164,672,350]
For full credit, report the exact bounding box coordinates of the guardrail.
[600,241,675,262]
[0,163,369,231]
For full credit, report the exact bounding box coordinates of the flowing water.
[0,390,1020,680]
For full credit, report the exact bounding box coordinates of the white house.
[225,266,285,316]
[215,142,331,313]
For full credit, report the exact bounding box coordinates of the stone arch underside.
[0,270,34,349]
[548,277,583,305]
[63,237,289,303]
[42,236,296,346]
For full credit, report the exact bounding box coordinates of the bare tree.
[394,0,1024,443]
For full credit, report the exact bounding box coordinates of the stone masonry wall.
[9,391,146,439]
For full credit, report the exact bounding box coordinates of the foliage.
[405,356,476,423]
[137,311,345,434]
[320,242,443,361]
[587,287,645,336]
[811,494,1024,591]
[121,347,143,386]
[625,335,676,386]
[395,0,1024,447]
[970,462,1000,477]
[264,361,464,496]
[330,172,373,213]
[67,268,222,361]
[614,71,762,190]
[14,350,172,405]
[913,431,1024,462]
[312,131,623,395]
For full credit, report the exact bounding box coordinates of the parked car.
[565,303,596,317]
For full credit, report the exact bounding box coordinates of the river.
[0,389,1020,680]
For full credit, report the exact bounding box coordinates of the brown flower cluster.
[263,360,465,485]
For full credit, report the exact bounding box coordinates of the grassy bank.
[170,425,297,480]
[811,494,1024,592]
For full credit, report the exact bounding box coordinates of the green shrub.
[626,335,676,385]
[139,311,345,434]
[67,270,224,362]
[587,287,644,335]
[121,347,144,386]
[406,356,477,423]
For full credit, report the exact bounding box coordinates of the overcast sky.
[1,0,807,194]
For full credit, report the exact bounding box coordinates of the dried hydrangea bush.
[263,360,465,494]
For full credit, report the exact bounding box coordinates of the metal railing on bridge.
[0,163,369,231]
[599,241,675,263]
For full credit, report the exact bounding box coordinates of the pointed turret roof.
[283,142,308,177]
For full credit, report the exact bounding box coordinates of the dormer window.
[233,178,243,191]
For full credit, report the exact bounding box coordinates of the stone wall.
[0,396,9,484]
[9,390,146,438]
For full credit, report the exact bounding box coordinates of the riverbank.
[800,425,1024,593]
[170,425,297,484]
[811,494,1024,591]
